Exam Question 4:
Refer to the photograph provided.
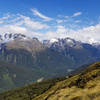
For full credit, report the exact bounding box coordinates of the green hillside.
[0,61,100,100]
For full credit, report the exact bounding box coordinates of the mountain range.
[0,33,100,92]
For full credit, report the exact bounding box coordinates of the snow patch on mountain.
[50,38,58,43]
[0,33,27,43]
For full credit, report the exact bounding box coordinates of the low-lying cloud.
[0,9,100,44]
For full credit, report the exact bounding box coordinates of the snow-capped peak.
[64,38,74,44]
[43,37,83,49]
[88,38,98,44]
[50,38,58,43]
[0,33,27,43]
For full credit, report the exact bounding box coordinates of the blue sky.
[0,0,100,43]
[0,0,100,18]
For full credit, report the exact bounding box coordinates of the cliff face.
[0,38,74,93]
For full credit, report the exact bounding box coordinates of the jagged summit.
[0,33,100,49]
[43,37,82,49]
[0,33,27,43]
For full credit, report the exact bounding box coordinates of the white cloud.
[31,8,53,21]
[0,20,4,24]
[57,25,67,33]
[41,25,68,40]
[0,14,49,30]
[0,25,27,34]
[74,20,81,23]
[0,10,100,44]
[72,12,82,17]
[20,15,49,30]
[56,12,82,25]
[0,13,100,44]
[75,24,100,43]
[57,12,82,19]
[41,24,100,44]
[0,14,11,20]
[0,13,50,37]
[0,14,11,24]
[65,16,69,19]
[0,24,46,38]
[56,20,63,23]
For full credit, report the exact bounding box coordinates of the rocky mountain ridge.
[0,33,100,93]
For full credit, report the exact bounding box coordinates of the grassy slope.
[34,62,100,100]
[0,61,100,100]
[0,77,66,100]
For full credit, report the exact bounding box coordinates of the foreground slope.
[0,61,100,100]
[35,62,100,100]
